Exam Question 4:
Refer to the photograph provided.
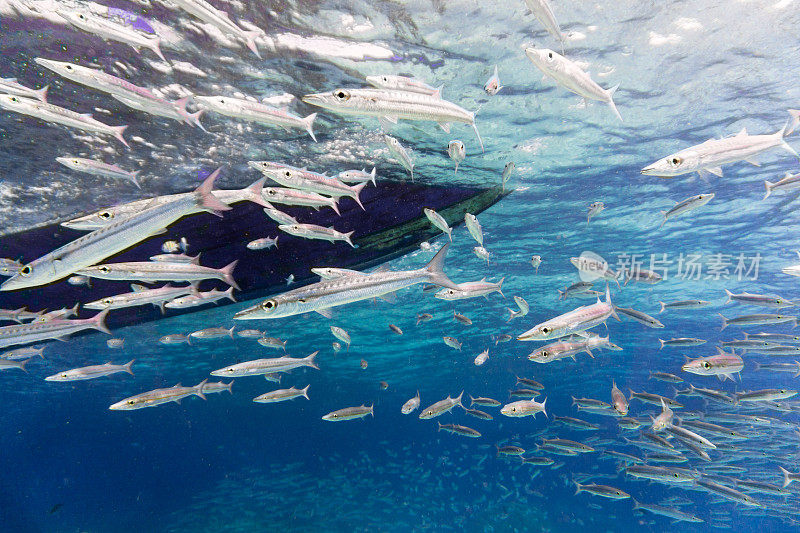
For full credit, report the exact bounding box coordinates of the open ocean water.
[2,0,800,531]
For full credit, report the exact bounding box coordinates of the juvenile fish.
[189,326,235,340]
[484,65,503,96]
[518,287,618,341]
[723,289,794,308]
[474,349,489,366]
[443,336,462,350]
[453,311,472,325]
[0,77,48,102]
[464,213,483,246]
[682,349,743,381]
[263,187,341,215]
[253,385,310,403]
[57,9,167,62]
[365,75,442,97]
[0,309,110,349]
[423,208,452,241]
[614,306,664,328]
[659,193,714,228]
[470,396,500,407]
[587,201,605,222]
[719,313,797,329]
[45,360,134,381]
[416,313,433,325]
[401,391,420,414]
[249,162,366,209]
[78,260,239,289]
[574,482,630,499]
[85,283,196,312]
[557,281,594,300]
[383,135,414,179]
[500,398,547,418]
[337,168,377,186]
[763,171,800,200]
[659,300,710,313]
[464,408,492,420]
[736,388,797,403]
[1,346,45,360]
[447,140,466,175]
[330,326,351,347]
[658,337,706,349]
[389,324,403,335]
[165,287,236,309]
[257,337,287,350]
[247,236,279,250]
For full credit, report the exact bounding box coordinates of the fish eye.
[19,265,32,277]
[99,211,113,219]
[10,97,18,102]
[670,157,683,166]
[542,351,549,358]
[99,266,111,273]
[615,491,621,495]
[781,389,787,393]
[547,52,553,59]
[261,300,276,310]
[541,327,551,334]
[103,298,113,305]
[702,361,711,369]
[127,400,135,405]
[673,473,679,478]
[284,170,291,178]
[512,407,517,412]
[382,77,388,82]
[226,368,234,372]
[65,65,72,70]
[60,373,67,378]
[268,190,276,196]
[334,90,350,101]
[333,413,338,418]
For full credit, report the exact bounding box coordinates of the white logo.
[572,251,608,283]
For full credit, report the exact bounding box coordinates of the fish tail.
[243,30,261,58]
[245,177,269,207]
[19,358,29,372]
[304,112,317,141]
[763,180,774,200]
[224,286,237,303]
[424,243,459,290]
[658,338,665,350]
[658,301,666,314]
[780,466,792,488]
[190,110,206,132]
[369,167,377,186]
[777,121,799,159]
[302,385,310,400]
[788,109,800,135]
[607,84,622,122]
[195,378,208,400]
[659,212,667,229]
[113,125,129,148]
[471,119,485,153]
[573,480,582,496]
[304,350,320,370]
[219,260,240,290]
[437,421,443,432]
[718,313,728,331]
[36,85,49,103]
[455,390,464,410]
[330,199,341,216]
[724,288,733,304]
[541,397,547,418]
[195,167,231,216]
[226,381,234,394]
[151,37,168,63]
[344,231,356,248]
[124,359,135,375]
[227,326,235,338]
[351,181,367,211]
[91,308,112,335]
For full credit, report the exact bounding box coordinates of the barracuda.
[660,193,714,228]
[233,244,458,319]
[78,260,239,288]
[109,380,208,410]
[198,97,316,139]
[518,286,618,341]
[84,283,196,311]
[57,9,167,63]
[248,162,365,208]
[61,177,267,231]
[262,187,340,215]
[45,360,134,381]
[0,77,48,102]
[0,309,111,349]
[167,0,261,57]
[278,223,354,247]
[0,94,129,147]
[1,171,229,291]
[303,88,484,151]
[57,157,141,188]
[112,94,205,130]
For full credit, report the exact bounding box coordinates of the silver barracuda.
[365,75,442,97]
[0,309,110,349]
[723,289,794,308]
[166,0,261,57]
[34,58,202,129]
[1,172,230,291]
[84,283,196,311]
[524,0,565,50]
[0,94,129,147]
[524,47,621,121]
[262,187,340,214]
[434,277,504,300]
[210,352,319,377]
[56,9,166,62]
[383,134,415,180]
[278,223,354,247]
[660,193,714,228]
[0,77,48,101]
[303,88,484,151]
[419,391,463,419]
[45,360,134,381]
[322,404,374,421]
[518,287,619,341]
[311,267,365,280]
[233,244,458,320]
[253,385,310,403]
[642,125,797,177]
[763,171,800,200]
[337,168,377,186]
[61,176,266,231]
[57,157,141,188]
[77,260,239,289]
[164,287,236,309]
[631,501,703,523]
[262,203,299,225]
[197,97,316,139]
[248,162,366,208]
[682,349,744,381]
[109,380,208,410]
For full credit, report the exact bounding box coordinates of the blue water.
[2,0,800,531]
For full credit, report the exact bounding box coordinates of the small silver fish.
[484,65,503,96]
[443,336,462,350]
[246,236,279,250]
[447,140,466,175]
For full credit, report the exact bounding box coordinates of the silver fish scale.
[338,89,474,123]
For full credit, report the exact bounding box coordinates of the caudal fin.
[304,113,317,141]
[195,168,232,216]
[780,466,793,488]
[195,378,207,400]
[224,286,237,303]
[303,351,320,370]
[124,359,135,375]
[301,384,310,400]
[351,181,367,211]
[607,84,622,122]
[90,308,112,335]
[243,30,261,58]
[788,109,800,135]
[218,260,240,290]
[36,85,49,103]
[777,121,799,159]
[244,177,269,207]
[113,125,129,148]
[763,180,774,201]
[149,37,168,64]
[344,231,356,248]
[424,243,459,290]
[369,167,377,186]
